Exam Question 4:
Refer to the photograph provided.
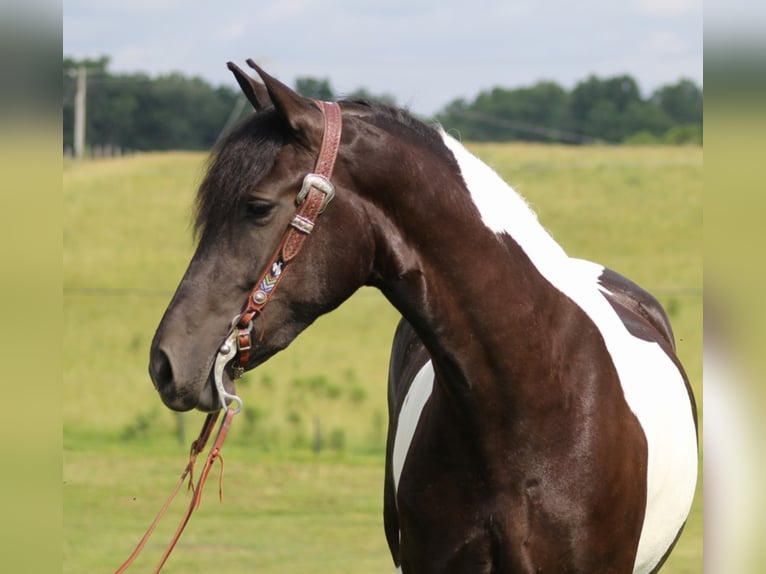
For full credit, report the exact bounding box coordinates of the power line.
[446,109,604,144]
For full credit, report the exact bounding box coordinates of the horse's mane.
[341,98,458,171]
[195,98,456,241]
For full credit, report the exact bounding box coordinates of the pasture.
[63,143,702,572]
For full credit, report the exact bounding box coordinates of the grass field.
[63,143,702,572]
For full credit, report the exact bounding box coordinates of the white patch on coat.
[439,132,698,574]
[392,361,435,495]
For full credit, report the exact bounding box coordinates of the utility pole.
[74,66,87,159]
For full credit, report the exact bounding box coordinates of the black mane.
[342,98,457,169]
[195,98,454,241]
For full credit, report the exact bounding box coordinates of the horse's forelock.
[194,109,288,241]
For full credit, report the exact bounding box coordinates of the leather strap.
[151,408,235,572]
[114,409,235,573]
[235,101,342,369]
[313,101,342,180]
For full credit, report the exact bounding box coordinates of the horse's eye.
[246,200,276,222]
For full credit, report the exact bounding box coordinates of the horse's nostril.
[149,348,174,390]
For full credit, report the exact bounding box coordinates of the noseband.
[214,100,343,410]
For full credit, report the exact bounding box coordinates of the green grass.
[63,144,702,572]
[64,445,391,573]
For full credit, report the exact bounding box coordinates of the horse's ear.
[246,60,324,145]
[226,61,271,111]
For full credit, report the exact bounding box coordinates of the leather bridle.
[229,99,342,380]
[115,100,342,573]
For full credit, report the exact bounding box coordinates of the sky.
[63,0,702,116]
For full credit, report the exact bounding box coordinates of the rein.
[115,100,342,572]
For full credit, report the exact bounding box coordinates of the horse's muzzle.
[148,346,209,412]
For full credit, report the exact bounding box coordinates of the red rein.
[114,408,236,573]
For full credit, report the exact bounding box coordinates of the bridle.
[115,100,342,573]
[223,99,342,390]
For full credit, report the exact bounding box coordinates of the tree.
[651,79,703,125]
[570,74,642,139]
[62,56,703,149]
[63,57,240,152]
[622,100,673,139]
[570,75,604,127]
[663,124,702,145]
[437,81,575,142]
[602,75,642,112]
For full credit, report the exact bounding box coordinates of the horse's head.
[148,62,380,412]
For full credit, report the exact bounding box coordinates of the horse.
[148,60,698,573]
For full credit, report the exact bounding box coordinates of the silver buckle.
[296,173,335,214]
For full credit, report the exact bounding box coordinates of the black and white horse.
[149,62,697,573]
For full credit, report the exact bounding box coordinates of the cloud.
[635,0,701,18]
[216,20,247,42]
[642,30,688,57]
[67,0,185,16]
[110,44,155,72]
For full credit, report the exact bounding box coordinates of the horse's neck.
[376,133,578,413]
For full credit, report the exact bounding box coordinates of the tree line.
[63,57,701,153]
[63,57,238,153]
[436,75,702,144]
